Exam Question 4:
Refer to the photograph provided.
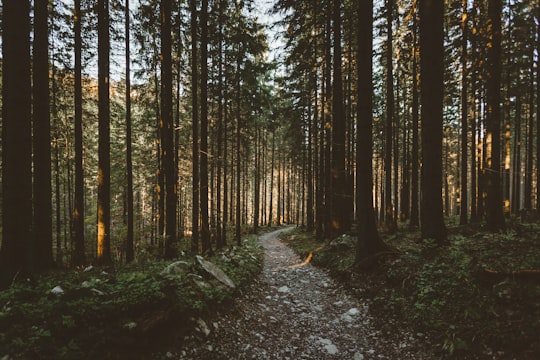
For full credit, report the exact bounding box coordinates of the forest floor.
[157,226,433,360]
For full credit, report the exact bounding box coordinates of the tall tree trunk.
[97,0,112,264]
[410,0,420,228]
[419,0,447,243]
[460,0,469,225]
[384,0,396,232]
[200,0,211,254]
[512,96,522,214]
[216,0,224,247]
[356,0,389,263]
[125,0,134,263]
[537,5,540,212]
[0,0,32,288]
[330,0,349,237]
[524,60,534,210]
[235,53,242,246]
[269,132,275,226]
[191,0,200,253]
[485,0,505,231]
[72,0,85,266]
[470,1,478,221]
[33,0,54,270]
[161,0,176,258]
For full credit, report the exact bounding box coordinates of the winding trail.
[167,227,432,359]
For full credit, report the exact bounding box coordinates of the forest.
[0,0,539,358]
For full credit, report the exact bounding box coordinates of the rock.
[329,234,357,250]
[347,307,360,316]
[91,288,105,296]
[277,286,289,293]
[354,353,364,360]
[196,255,235,288]
[50,286,64,295]
[81,281,91,288]
[196,318,211,337]
[83,265,94,272]
[161,261,190,276]
[123,321,137,330]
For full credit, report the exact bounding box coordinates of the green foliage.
[0,236,264,359]
[282,226,540,359]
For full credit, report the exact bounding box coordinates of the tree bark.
[419,0,447,243]
[97,0,112,265]
[191,0,200,253]
[0,0,33,288]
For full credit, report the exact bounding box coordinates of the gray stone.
[196,255,235,288]
[161,261,190,276]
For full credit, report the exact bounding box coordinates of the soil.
[159,227,433,359]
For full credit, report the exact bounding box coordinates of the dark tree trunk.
[125,0,134,263]
[537,6,540,212]
[235,53,242,246]
[269,132,275,226]
[200,0,211,254]
[330,0,349,237]
[216,0,224,247]
[384,0,396,232]
[419,0,447,243]
[161,0,176,258]
[459,0,469,225]
[512,97,522,214]
[524,60,534,211]
[0,0,33,288]
[191,0,200,253]
[485,0,505,231]
[97,0,112,264]
[33,0,54,270]
[72,0,85,266]
[409,0,420,228]
[356,0,389,263]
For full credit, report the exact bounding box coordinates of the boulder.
[196,255,235,288]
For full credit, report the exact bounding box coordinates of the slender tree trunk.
[419,0,447,243]
[330,0,348,237]
[72,0,85,266]
[524,60,534,210]
[97,0,112,264]
[125,0,134,263]
[200,0,211,254]
[384,0,396,232]
[356,0,389,263]
[235,53,242,245]
[485,0,505,231]
[460,0,469,225]
[33,0,54,270]
[409,0,420,228]
[191,0,200,253]
[161,0,176,258]
[269,132,275,226]
[0,0,33,287]
[512,96,522,214]
[216,0,224,247]
[536,6,540,212]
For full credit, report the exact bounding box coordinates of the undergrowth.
[0,235,264,359]
[281,223,540,359]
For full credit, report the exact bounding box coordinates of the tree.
[72,0,86,266]
[330,0,349,237]
[410,0,420,228]
[485,0,505,231]
[190,0,200,254]
[356,0,390,263]
[384,0,396,232]
[161,0,176,258]
[459,0,469,225]
[97,0,112,264]
[0,0,33,287]
[125,0,134,263]
[419,0,447,243]
[200,0,211,254]
[33,0,54,270]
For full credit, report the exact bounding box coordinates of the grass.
[280,221,540,359]
[0,234,265,359]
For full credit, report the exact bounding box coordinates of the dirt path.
[164,227,432,359]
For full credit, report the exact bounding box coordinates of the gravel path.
[165,227,432,359]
